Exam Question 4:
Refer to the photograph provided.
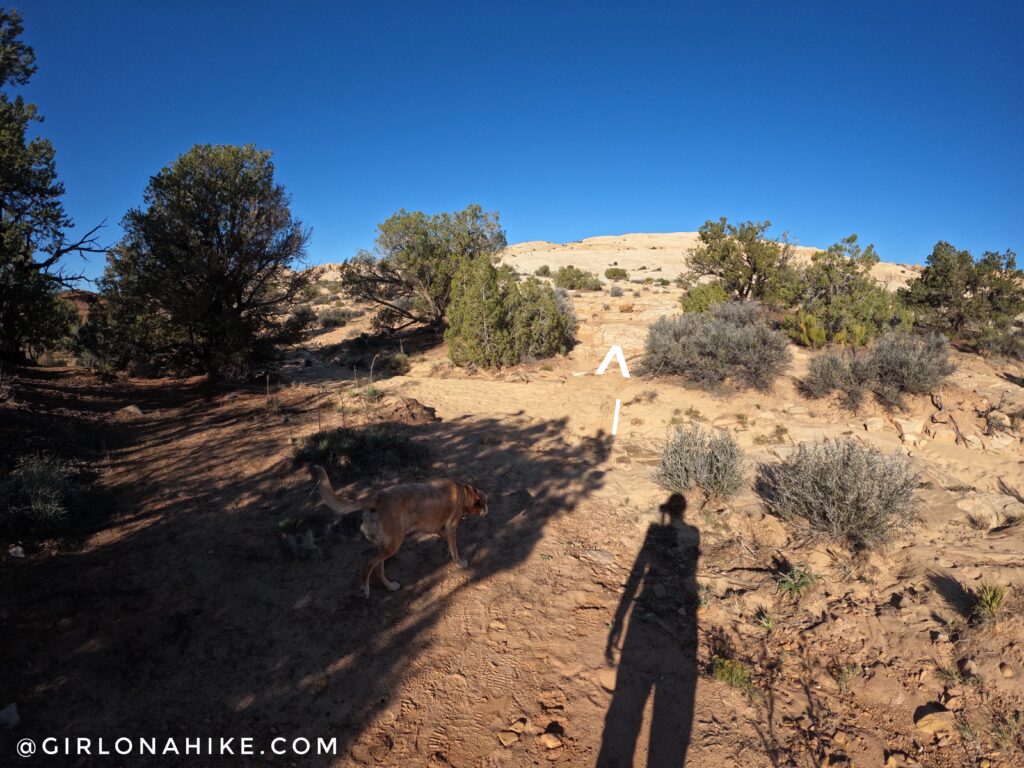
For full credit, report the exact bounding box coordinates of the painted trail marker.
[595,345,630,435]
[595,345,630,378]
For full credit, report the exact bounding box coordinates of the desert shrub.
[686,217,802,306]
[869,331,953,407]
[976,325,1024,361]
[605,267,629,281]
[758,438,917,550]
[534,264,551,277]
[446,256,576,368]
[900,241,1024,339]
[286,305,317,332]
[375,351,410,375]
[785,235,911,347]
[319,308,353,328]
[293,426,424,475]
[339,205,505,332]
[609,285,624,298]
[655,425,744,499]
[801,332,952,410]
[87,144,312,379]
[680,282,729,313]
[0,453,73,534]
[800,349,876,410]
[553,265,602,291]
[642,303,790,391]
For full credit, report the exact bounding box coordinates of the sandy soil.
[3,239,1023,768]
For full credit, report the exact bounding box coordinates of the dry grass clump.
[642,302,790,391]
[757,438,917,550]
[655,425,744,500]
[1,453,74,534]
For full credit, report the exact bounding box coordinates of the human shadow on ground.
[2,376,610,766]
[596,493,700,768]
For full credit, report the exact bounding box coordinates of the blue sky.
[15,0,1024,281]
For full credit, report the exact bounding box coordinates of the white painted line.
[612,398,621,436]
[595,345,630,378]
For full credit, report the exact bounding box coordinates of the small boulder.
[914,704,955,734]
[538,733,562,749]
[498,731,519,747]
[895,417,925,444]
[864,417,886,432]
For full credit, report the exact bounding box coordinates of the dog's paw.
[457,558,469,569]
[385,581,401,592]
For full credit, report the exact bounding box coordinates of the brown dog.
[310,465,488,597]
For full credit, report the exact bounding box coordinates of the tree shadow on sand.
[2,384,611,766]
[596,493,700,768]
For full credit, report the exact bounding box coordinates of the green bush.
[656,425,744,499]
[293,426,424,476]
[604,267,629,281]
[534,264,551,277]
[686,217,803,306]
[784,235,910,348]
[642,302,791,391]
[900,241,1024,339]
[339,205,506,331]
[553,265,602,291]
[680,283,729,313]
[445,256,576,368]
[758,438,917,550]
[86,144,312,379]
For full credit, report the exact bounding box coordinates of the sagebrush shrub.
[757,438,916,550]
[976,326,1024,361]
[294,426,424,475]
[680,282,729,313]
[655,425,744,499]
[801,349,876,410]
[609,285,624,298]
[553,265,602,291]
[870,331,953,407]
[319,307,354,328]
[801,332,953,410]
[642,302,791,391]
[286,305,316,333]
[534,264,551,277]
[605,267,628,281]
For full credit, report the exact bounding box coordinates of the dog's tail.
[309,465,364,537]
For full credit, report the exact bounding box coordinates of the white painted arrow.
[595,345,630,378]
[596,345,630,436]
